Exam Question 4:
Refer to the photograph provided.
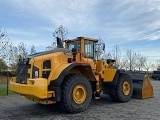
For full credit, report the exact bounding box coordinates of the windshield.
[66,40,95,59]
[67,41,81,52]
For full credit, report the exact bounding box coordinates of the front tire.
[109,73,133,103]
[60,74,92,113]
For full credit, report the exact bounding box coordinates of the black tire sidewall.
[68,79,91,108]
[62,74,92,112]
[118,74,133,102]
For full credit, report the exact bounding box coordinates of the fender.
[48,63,96,102]
[49,63,93,87]
[103,69,126,95]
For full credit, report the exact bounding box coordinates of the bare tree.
[30,45,36,55]
[46,42,56,50]
[8,46,19,63]
[104,45,122,69]
[95,37,105,60]
[136,53,147,72]
[0,59,8,72]
[6,42,15,65]
[18,42,28,59]
[0,28,18,72]
[8,46,19,72]
[0,28,7,39]
[53,25,68,41]
[151,63,155,71]
[144,61,152,73]
[125,50,138,71]
[111,45,122,68]
[0,28,10,60]
[9,62,17,72]
[156,59,160,70]
[103,51,112,59]
[120,57,130,70]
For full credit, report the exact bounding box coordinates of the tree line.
[104,45,160,72]
[0,25,68,73]
[0,28,36,74]
[0,25,160,74]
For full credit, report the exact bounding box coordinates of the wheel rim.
[122,81,130,95]
[72,84,87,104]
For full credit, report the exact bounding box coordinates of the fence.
[0,71,15,95]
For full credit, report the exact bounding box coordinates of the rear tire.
[109,73,133,102]
[60,74,92,113]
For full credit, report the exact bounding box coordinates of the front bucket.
[128,73,154,99]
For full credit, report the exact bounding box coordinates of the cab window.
[85,40,94,58]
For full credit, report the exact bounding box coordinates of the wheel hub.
[122,81,130,95]
[72,84,87,104]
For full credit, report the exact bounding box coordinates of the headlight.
[35,71,38,78]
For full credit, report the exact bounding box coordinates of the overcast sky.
[0,0,160,62]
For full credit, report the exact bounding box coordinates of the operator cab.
[64,36,99,60]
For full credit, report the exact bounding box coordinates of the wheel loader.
[9,36,153,113]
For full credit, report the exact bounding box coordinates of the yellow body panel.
[9,77,54,99]
[96,60,103,72]
[81,58,96,70]
[50,63,71,80]
[103,69,117,82]
[67,67,82,74]
[29,51,72,84]
[81,38,84,56]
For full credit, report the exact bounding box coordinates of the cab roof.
[64,36,99,43]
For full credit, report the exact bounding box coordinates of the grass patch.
[0,88,15,96]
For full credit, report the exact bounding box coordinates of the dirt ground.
[0,79,160,120]
[0,76,10,88]
[0,76,11,83]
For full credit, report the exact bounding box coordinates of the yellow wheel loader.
[9,36,153,113]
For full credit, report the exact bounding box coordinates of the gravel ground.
[0,79,160,120]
